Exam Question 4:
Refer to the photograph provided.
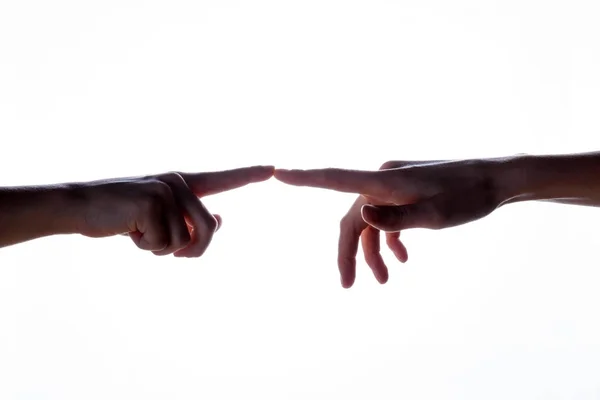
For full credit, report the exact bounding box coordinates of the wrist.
[44,184,88,235]
[486,154,534,205]
[487,152,600,205]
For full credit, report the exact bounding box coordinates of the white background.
[1,1,600,398]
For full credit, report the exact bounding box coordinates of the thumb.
[361,201,439,232]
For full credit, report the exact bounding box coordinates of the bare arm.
[0,185,82,248]
[495,152,600,206]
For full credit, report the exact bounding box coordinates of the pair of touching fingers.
[115,160,495,288]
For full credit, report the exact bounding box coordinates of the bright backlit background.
[2,1,600,399]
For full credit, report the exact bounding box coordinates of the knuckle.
[155,237,169,250]
[146,179,172,198]
[368,173,396,199]
[141,234,168,251]
[364,252,378,266]
[339,214,354,230]
[160,171,185,184]
[204,216,218,232]
[379,161,398,170]
[337,254,356,269]
[374,169,396,187]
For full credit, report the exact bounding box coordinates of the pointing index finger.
[274,168,384,195]
[182,165,274,196]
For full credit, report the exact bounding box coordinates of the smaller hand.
[275,159,502,287]
[76,166,274,257]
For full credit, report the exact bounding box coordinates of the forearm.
[0,185,83,248]
[492,152,600,206]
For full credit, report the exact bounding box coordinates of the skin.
[274,152,600,288]
[0,166,274,256]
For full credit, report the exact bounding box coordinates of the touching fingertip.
[273,168,289,177]
[273,169,298,183]
[257,165,275,175]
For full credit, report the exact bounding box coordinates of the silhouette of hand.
[76,166,274,257]
[275,160,502,287]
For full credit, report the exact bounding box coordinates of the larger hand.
[275,159,503,287]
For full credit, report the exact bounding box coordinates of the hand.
[275,159,503,287]
[75,166,274,257]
